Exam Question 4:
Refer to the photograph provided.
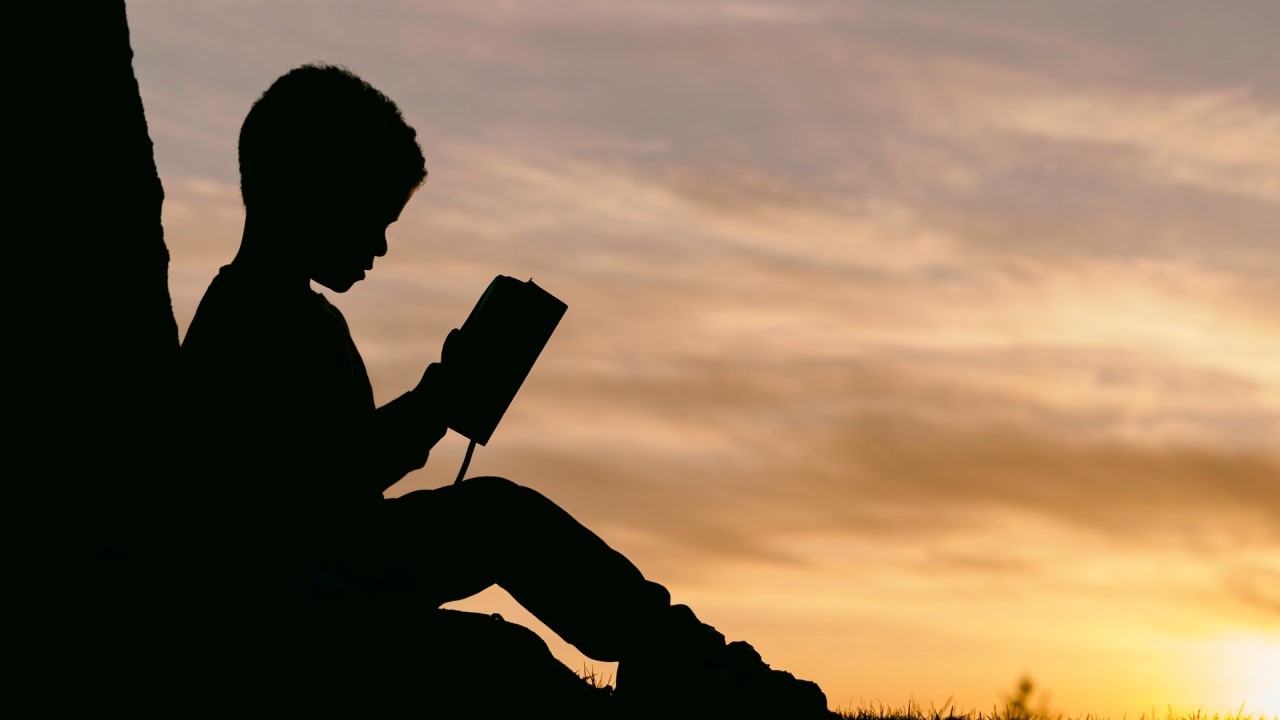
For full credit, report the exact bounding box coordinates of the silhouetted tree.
[16,0,178,709]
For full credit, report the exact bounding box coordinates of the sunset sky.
[127,1,1279,716]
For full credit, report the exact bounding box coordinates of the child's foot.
[615,605,834,718]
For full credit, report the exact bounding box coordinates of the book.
[447,275,567,445]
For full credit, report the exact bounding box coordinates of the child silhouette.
[177,62,831,717]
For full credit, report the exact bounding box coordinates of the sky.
[127,1,1279,716]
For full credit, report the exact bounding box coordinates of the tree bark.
[16,1,178,706]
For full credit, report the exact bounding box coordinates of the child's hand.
[413,361,454,416]
[412,328,473,425]
[441,327,472,367]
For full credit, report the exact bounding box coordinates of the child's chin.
[314,273,362,293]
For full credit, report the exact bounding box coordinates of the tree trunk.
[16,1,178,707]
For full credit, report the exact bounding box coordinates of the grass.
[575,668,1278,720]
[833,702,1275,720]
[831,675,1277,720]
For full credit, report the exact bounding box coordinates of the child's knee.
[457,475,543,517]
[458,475,517,495]
[457,475,523,507]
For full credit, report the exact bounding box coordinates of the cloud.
[1224,556,1280,620]
[992,90,1280,203]
[162,145,1280,513]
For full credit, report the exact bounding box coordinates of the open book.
[447,275,568,445]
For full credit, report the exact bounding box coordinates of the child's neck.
[232,213,312,292]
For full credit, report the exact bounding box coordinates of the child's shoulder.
[185,265,335,350]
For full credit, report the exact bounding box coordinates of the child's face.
[303,184,416,293]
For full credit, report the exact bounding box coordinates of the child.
[178,62,831,717]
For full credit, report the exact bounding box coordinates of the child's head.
[238,63,427,291]
[239,62,426,215]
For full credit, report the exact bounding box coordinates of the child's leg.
[378,475,677,662]
[374,477,833,717]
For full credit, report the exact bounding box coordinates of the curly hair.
[238,63,427,212]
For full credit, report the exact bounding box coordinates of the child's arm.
[365,363,451,493]
[361,327,481,494]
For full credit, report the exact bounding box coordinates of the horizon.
[127,1,1278,716]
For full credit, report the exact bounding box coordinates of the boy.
[179,62,831,716]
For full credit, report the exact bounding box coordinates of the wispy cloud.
[992,90,1280,203]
